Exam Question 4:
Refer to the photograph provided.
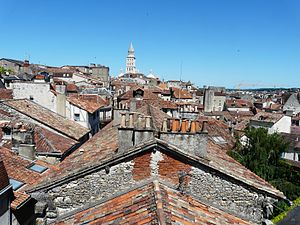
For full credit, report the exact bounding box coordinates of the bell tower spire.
[126,42,136,74]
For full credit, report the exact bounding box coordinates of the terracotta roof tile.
[226,99,253,108]
[54,181,251,225]
[34,116,284,199]
[252,111,284,123]
[0,89,13,100]
[0,147,56,209]
[2,99,89,140]
[171,87,193,99]
[136,104,170,130]
[44,122,118,180]
[67,94,107,113]
[34,126,78,154]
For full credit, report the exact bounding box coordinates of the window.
[74,113,80,121]
[28,164,47,173]
[9,178,24,191]
[211,136,227,144]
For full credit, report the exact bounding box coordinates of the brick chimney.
[159,118,208,158]
[118,112,154,154]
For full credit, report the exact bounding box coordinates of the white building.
[126,42,136,74]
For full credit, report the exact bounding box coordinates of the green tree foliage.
[229,127,300,200]
[0,66,13,75]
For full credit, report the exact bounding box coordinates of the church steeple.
[126,42,136,73]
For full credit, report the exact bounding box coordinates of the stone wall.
[34,149,277,224]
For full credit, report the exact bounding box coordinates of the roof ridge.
[153,180,167,225]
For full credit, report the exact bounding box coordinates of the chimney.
[12,123,36,160]
[160,118,208,158]
[56,85,66,117]
[118,113,154,154]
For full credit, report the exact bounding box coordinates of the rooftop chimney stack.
[118,113,154,154]
[160,118,208,158]
[12,123,36,160]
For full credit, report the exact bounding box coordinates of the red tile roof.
[54,180,251,225]
[171,87,193,99]
[118,88,159,101]
[67,94,107,113]
[226,99,253,108]
[34,126,78,154]
[0,89,13,100]
[0,147,56,209]
[3,99,89,140]
[136,104,170,130]
[32,116,284,199]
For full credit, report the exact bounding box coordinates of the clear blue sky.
[1,0,300,88]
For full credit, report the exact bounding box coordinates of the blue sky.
[1,0,300,88]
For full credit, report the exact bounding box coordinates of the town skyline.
[1,0,300,88]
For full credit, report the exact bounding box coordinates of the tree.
[231,127,289,181]
[0,66,13,75]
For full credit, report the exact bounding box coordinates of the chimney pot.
[171,119,180,132]
[145,116,151,129]
[202,120,208,133]
[162,118,168,132]
[120,113,126,127]
[181,120,187,133]
[190,121,196,133]
[129,113,134,128]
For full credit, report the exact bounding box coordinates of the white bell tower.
[126,42,136,73]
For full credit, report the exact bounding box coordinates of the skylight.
[211,136,227,144]
[9,178,24,191]
[29,164,47,173]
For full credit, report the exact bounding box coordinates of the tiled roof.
[252,111,284,123]
[0,147,56,209]
[226,99,253,108]
[54,180,251,225]
[11,191,30,210]
[67,94,107,113]
[2,99,89,140]
[118,88,159,101]
[34,126,78,154]
[66,83,78,93]
[171,87,193,99]
[197,116,284,198]
[32,117,284,199]
[0,89,13,100]
[43,122,118,180]
[136,104,170,131]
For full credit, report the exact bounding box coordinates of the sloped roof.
[0,89,13,100]
[226,99,253,108]
[171,87,193,99]
[136,104,170,130]
[34,126,78,154]
[67,94,107,113]
[252,111,284,123]
[53,180,251,225]
[2,99,89,140]
[0,147,56,209]
[118,88,159,101]
[29,118,284,199]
